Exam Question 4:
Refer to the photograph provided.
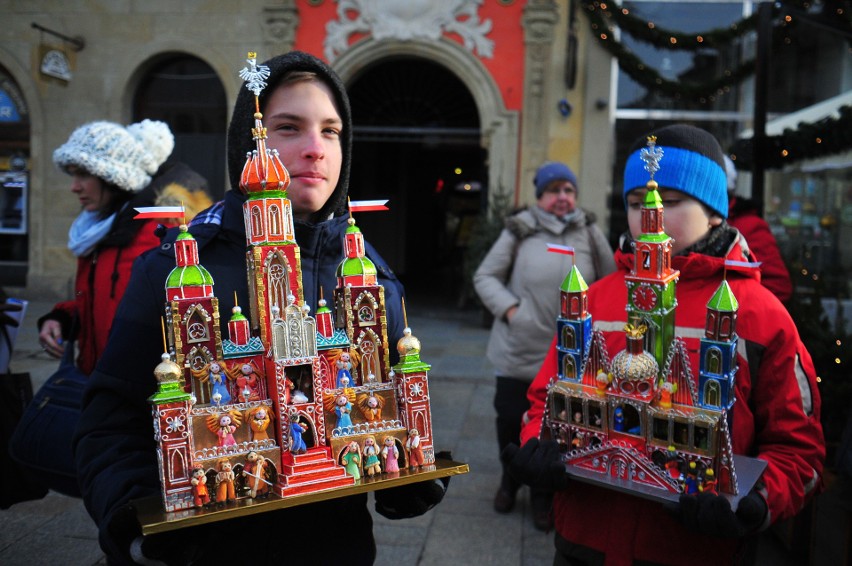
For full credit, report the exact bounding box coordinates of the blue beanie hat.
[534,161,578,199]
[622,125,728,219]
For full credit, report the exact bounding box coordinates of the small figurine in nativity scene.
[405,428,425,469]
[356,391,384,422]
[190,464,211,508]
[341,441,362,481]
[363,435,382,477]
[246,405,272,442]
[381,435,400,473]
[215,458,236,505]
[242,450,271,498]
[206,410,241,447]
[229,362,262,402]
[290,417,308,454]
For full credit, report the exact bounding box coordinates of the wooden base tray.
[135,458,469,535]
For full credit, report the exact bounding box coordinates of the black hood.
[227,51,352,223]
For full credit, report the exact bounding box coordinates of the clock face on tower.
[632,285,658,311]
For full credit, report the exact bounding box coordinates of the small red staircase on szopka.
[279,448,354,496]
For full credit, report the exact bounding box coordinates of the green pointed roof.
[560,265,588,293]
[643,186,663,208]
[707,279,738,312]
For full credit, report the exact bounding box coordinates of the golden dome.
[153,353,182,383]
[396,327,421,356]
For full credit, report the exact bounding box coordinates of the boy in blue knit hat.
[505,124,824,565]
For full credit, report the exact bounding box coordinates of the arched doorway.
[132,55,227,198]
[347,57,486,300]
[0,67,30,286]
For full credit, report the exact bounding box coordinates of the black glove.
[664,490,768,539]
[374,450,452,519]
[502,438,569,492]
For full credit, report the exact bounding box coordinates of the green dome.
[336,256,377,277]
[166,264,214,288]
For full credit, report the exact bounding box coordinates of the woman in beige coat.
[474,161,615,530]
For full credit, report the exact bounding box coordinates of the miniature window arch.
[562,324,576,350]
[357,330,381,381]
[356,294,376,326]
[168,448,188,482]
[569,398,584,425]
[673,419,690,448]
[719,313,733,338]
[652,414,670,442]
[562,353,577,380]
[186,308,210,343]
[570,295,581,317]
[588,402,603,429]
[705,347,722,375]
[266,252,289,314]
[694,423,711,450]
[704,380,721,407]
[268,204,282,236]
[551,393,568,422]
[706,311,717,336]
[251,205,264,237]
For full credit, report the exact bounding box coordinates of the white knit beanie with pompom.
[53,119,175,193]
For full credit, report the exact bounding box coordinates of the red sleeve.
[520,336,558,445]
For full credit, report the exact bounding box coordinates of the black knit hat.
[227,51,352,222]
[623,124,728,218]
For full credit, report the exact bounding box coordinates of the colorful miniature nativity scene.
[139,53,465,527]
[541,137,766,509]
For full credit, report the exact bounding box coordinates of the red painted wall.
[293,0,525,111]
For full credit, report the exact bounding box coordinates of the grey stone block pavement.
[0,297,843,565]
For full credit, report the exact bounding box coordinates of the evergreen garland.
[729,105,852,170]
[582,0,852,164]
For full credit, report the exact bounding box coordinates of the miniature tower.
[334,215,392,385]
[393,324,435,465]
[556,265,592,381]
[165,225,222,402]
[149,353,196,511]
[624,137,680,373]
[698,279,739,410]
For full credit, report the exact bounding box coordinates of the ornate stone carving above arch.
[332,38,519,206]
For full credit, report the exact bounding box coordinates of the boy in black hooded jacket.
[74,51,446,565]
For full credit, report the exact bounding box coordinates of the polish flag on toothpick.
[133,206,186,220]
[348,199,389,213]
[723,259,761,276]
[546,243,575,256]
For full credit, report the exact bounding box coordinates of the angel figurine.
[356,392,384,422]
[327,348,361,389]
[246,405,272,442]
[341,441,362,481]
[381,435,400,473]
[362,435,382,477]
[190,361,231,405]
[227,362,262,402]
[323,389,356,433]
[206,411,241,447]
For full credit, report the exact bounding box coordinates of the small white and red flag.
[724,259,762,271]
[546,243,575,256]
[133,206,185,220]
[349,199,389,213]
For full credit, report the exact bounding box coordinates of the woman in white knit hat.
[38,119,210,376]
[12,119,210,497]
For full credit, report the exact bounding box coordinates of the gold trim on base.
[135,457,469,535]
